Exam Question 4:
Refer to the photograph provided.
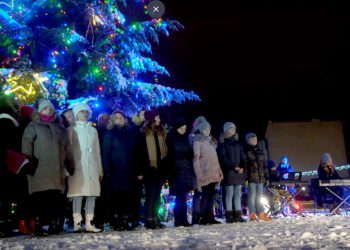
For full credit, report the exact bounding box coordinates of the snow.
[2,215,350,249]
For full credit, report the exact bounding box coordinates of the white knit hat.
[73,103,92,119]
[38,100,54,113]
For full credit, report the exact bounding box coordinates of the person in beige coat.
[193,120,223,225]
[66,103,103,233]
[22,100,65,236]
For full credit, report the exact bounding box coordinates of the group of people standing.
[0,95,273,238]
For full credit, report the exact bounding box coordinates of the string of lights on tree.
[0,0,200,114]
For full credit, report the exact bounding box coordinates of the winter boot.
[199,216,210,225]
[225,211,234,223]
[249,213,258,222]
[29,218,35,232]
[192,212,200,225]
[73,213,83,233]
[18,220,33,235]
[131,220,142,230]
[48,220,58,235]
[34,217,48,236]
[259,212,272,221]
[120,215,132,231]
[153,217,166,229]
[0,221,14,238]
[235,211,246,223]
[208,214,221,225]
[85,214,101,233]
[145,217,158,229]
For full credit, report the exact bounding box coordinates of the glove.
[244,180,249,188]
[265,180,270,187]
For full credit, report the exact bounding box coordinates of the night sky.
[152,0,350,155]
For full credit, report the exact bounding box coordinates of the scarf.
[39,113,56,123]
[146,131,167,168]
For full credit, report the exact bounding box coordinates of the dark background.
[152,0,350,161]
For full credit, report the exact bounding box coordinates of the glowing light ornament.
[2,57,49,104]
[85,4,105,44]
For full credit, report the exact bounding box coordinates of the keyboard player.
[317,153,343,213]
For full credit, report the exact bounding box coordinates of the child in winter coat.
[188,116,207,224]
[193,120,223,225]
[244,133,271,222]
[66,103,103,233]
[217,122,246,223]
[166,118,196,227]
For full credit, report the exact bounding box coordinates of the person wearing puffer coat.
[193,120,223,225]
[65,103,103,233]
[243,132,271,222]
[22,100,66,236]
[188,116,207,224]
[217,122,246,223]
[166,118,196,227]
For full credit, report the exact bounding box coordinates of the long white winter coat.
[66,121,103,197]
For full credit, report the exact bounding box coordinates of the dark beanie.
[112,110,126,119]
[144,110,159,122]
[173,118,187,130]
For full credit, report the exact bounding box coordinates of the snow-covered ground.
[2,215,350,249]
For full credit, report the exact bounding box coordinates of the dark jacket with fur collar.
[243,143,269,184]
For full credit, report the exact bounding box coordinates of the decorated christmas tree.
[0,0,199,114]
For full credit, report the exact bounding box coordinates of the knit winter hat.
[193,116,207,128]
[73,103,92,119]
[38,100,54,113]
[199,120,211,133]
[223,122,236,133]
[321,153,332,164]
[19,104,35,121]
[245,132,257,142]
[173,118,187,130]
[144,110,159,122]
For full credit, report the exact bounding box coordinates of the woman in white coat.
[66,103,103,233]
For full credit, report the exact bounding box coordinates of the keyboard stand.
[324,187,350,215]
[267,185,306,217]
[319,179,350,215]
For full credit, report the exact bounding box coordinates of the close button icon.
[147,0,165,19]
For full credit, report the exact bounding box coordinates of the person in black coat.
[0,95,22,237]
[317,153,343,212]
[102,111,139,231]
[244,133,271,222]
[218,122,245,223]
[166,118,195,227]
[93,112,110,231]
[135,110,168,230]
